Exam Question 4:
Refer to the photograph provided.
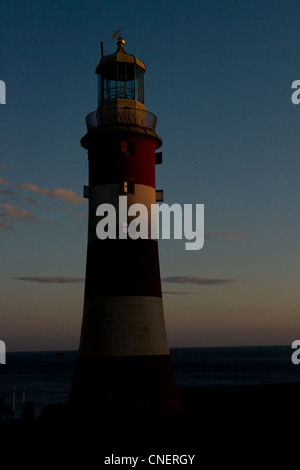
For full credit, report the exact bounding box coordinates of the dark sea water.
[0,345,298,418]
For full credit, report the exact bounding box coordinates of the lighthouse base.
[68,354,184,415]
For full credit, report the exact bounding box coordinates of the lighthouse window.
[123,181,135,194]
[121,140,134,155]
[135,68,144,104]
[126,142,134,155]
[118,63,135,99]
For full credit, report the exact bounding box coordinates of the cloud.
[19,183,85,206]
[34,219,61,226]
[13,276,85,284]
[205,232,249,240]
[26,197,38,206]
[0,222,13,230]
[162,291,196,295]
[0,163,7,168]
[0,204,35,222]
[162,276,237,286]
[0,189,15,196]
[0,177,9,185]
[0,203,60,227]
[60,206,86,216]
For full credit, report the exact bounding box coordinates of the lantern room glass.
[98,63,144,105]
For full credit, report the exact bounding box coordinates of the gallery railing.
[86,107,157,132]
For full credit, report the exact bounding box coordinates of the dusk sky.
[1,0,300,351]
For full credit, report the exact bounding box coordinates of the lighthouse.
[68,34,183,414]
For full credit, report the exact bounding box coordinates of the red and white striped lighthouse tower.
[68,34,183,414]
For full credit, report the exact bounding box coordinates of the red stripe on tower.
[68,34,183,414]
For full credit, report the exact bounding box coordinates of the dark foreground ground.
[0,383,299,465]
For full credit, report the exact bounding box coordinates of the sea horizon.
[5,343,294,354]
[0,345,299,419]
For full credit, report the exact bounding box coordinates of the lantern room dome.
[95,37,146,74]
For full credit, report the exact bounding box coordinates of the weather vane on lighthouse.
[112,26,124,41]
